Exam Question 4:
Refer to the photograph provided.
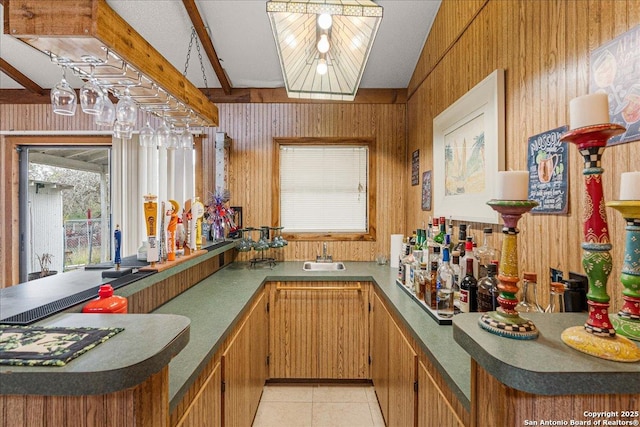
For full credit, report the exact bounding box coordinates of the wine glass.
[113,119,133,140]
[116,87,137,127]
[236,229,252,252]
[80,67,104,115]
[181,125,194,150]
[51,68,77,116]
[95,88,115,127]
[155,119,172,148]
[139,111,155,147]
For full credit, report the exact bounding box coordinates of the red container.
[82,284,128,314]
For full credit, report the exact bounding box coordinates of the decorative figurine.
[166,200,179,261]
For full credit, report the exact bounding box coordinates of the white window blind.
[280,145,368,232]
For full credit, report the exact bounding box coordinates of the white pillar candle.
[569,93,610,129]
[496,171,529,200]
[620,172,640,200]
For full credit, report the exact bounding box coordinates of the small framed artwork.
[231,206,243,229]
[527,126,569,214]
[433,69,506,224]
[411,150,420,186]
[422,170,432,211]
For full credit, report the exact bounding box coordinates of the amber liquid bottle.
[477,263,499,312]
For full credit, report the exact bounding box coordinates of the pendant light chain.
[183,27,210,97]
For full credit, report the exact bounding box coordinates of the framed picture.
[231,206,242,229]
[411,150,420,186]
[527,126,570,214]
[421,170,432,211]
[589,24,640,146]
[432,69,505,224]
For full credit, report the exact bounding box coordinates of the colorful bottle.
[459,257,478,313]
[426,260,439,309]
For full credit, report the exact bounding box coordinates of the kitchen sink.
[302,261,346,271]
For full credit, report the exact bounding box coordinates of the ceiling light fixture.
[267,0,383,101]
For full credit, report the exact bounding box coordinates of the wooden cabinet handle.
[275,283,362,291]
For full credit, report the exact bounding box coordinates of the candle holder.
[560,123,640,362]
[479,200,539,339]
[606,201,640,342]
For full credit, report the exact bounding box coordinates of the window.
[274,137,376,241]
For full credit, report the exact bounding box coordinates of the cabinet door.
[417,360,464,427]
[388,317,417,427]
[370,292,390,425]
[223,292,268,427]
[269,281,369,379]
[175,362,222,427]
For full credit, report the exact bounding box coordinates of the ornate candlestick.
[560,124,640,362]
[479,200,539,339]
[606,201,640,341]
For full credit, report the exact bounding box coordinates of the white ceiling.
[0,0,441,92]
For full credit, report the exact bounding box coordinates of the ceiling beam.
[28,152,105,174]
[0,58,45,96]
[182,0,232,96]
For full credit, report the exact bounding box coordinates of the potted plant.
[28,253,57,280]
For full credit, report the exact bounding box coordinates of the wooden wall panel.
[406,0,640,311]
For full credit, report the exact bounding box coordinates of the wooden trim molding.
[272,137,377,242]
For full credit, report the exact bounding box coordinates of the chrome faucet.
[317,242,332,262]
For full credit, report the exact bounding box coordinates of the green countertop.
[153,261,473,412]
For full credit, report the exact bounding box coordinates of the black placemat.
[0,325,123,366]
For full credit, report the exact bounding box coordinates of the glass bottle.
[515,272,543,313]
[545,282,566,313]
[459,257,477,313]
[433,216,446,246]
[451,251,461,310]
[475,227,500,280]
[407,250,422,291]
[425,260,439,309]
[454,224,467,257]
[459,237,475,279]
[398,240,412,283]
[430,245,441,267]
[436,247,455,318]
[477,263,499,312]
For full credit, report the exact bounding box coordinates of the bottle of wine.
[459,257,478,313]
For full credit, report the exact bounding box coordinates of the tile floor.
[252,383,385,427]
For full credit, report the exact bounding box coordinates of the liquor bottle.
[451,250,461,309]
[436,247,455,318]
[398,240,412,283]
[454,224,467,257]
[545,282,566,313]
[460,237,475,279]
[477,263,499,312]
[430,245,441,267]
[475,227,500,280]
[434,216,446,245]
[406,250,422,291]
[431,217,440,244]
[515,272,543,313]
[425,260,439,309]
[459,257,477,313]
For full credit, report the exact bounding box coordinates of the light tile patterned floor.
[252,384,385,427]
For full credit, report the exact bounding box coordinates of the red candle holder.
[560,123,640,362]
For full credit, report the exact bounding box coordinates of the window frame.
[272,137,377,242]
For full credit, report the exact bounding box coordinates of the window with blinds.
[280,145,368,233]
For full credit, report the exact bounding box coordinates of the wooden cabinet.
[222,292,268,427]
[175,362,223,427]
[388,315,418,427]
[370,291,417,427]
[268,281,369,379]
[417,360,464,427]
[370,292,390,424]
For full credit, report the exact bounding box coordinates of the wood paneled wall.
[200,103,407,263]
[407,0,640,311]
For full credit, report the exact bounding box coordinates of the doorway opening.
[20,146,111,281]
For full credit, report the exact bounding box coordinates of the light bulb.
[318,13,332,30]
[317,58,328,75]
[317,34,330,54]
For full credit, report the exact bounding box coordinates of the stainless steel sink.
[302,261,346,271]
